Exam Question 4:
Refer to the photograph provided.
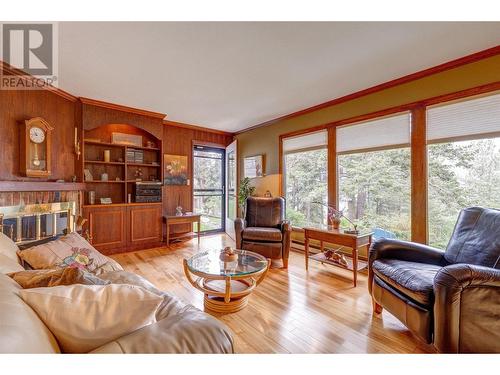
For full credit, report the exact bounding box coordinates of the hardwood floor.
[110,234,435,354]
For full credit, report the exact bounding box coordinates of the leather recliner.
[234,197,291,268]
[368,206,500,353]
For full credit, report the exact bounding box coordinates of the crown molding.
[0,60,78,102]
[79,97,166,119]
[163,120,234,137]
[236,45,500,135]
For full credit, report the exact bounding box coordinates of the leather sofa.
[369,207,500,353]
[0,233,234,354]
[235,197,291,268]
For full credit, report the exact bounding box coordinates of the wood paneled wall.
[0,68,234,242]
[82,101,164,140]
[0,88,77,182]
[162,121,233,234]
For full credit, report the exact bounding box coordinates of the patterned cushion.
[17,232,123,275]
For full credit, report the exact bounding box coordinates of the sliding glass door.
[193,145,225,233]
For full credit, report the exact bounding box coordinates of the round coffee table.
[183,249,270,314]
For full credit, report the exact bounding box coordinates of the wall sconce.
[74,127,81,160]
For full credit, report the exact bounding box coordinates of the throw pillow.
[8,267,110,288]
[0,253,24,274]
[18,284,163,353]
[0,232,21,263]
[17,232,123,274]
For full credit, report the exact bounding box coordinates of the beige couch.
[0,234,234,354]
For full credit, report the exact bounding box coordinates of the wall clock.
[20,117,54,178]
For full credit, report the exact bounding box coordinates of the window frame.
[282,134,328,228]
[278,85,500,244]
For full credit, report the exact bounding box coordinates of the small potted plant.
[238,177,256,218]
[328,208,342,229]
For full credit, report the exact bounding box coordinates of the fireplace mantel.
[0,181,85,192]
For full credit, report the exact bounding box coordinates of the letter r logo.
[2,23,53,75]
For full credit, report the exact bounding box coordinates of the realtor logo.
[1,22,58,89]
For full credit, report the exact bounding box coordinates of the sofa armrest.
[234,218,245,249]
[433,263,500,353]
[369,238,445,267]
[91,307,234,354]
[368,238,445,294]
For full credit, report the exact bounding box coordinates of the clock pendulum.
[33,143,41,166]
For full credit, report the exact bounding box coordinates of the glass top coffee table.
[183,249,271,314]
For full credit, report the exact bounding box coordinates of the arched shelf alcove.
[83,123,162,206]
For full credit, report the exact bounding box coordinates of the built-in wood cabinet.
[81,119,164,254]
[83,203,162,255]
[128,204,162,248]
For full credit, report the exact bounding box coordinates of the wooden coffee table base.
[204,294,249,314]
[183,258,270,314]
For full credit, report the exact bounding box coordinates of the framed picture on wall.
[164,154,188,185]
[244,154,264,178]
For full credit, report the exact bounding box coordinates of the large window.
[427,93,500,248]
[279,90,500,245]
[337,113,412,240]
[283,131,327,227]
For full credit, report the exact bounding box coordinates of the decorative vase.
[219,247,238,262]
[175,206,183,216]
[332,218,341,230]
[88,191,95,205]
[100,172,108,181]
[103,149,110,162]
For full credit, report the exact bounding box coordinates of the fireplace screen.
[0,202,76,244]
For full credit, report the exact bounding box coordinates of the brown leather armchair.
[369,206,500,353]
[234,197,291,268]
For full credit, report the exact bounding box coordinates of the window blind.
[336,112,411,154]
[427,92,500,143]
[282,130,327,154]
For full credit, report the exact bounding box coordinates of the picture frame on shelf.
[100,197,112,205]
[111,132,142,147]
[83,169,93,181]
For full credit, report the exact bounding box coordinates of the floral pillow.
[17,232,123,275]
[59,247,95,270]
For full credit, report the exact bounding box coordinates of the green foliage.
[338,148,411,239]
[428,139,500,248]
[284,149,328,226]
[286,208,307,227]
[238,177,256,216]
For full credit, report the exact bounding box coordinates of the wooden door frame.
[225,139,238,239]
[191,140,227,234]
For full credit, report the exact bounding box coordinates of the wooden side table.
[304,226,373,287]
[164,214,201,245]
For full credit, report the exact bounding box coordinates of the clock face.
[29,127,45,144]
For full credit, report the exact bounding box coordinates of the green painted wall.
[236,55,500,196]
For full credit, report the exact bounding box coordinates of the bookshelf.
[83,125,162,205]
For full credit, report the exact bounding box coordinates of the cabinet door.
[127,204,162,249]
[84,206,127,254]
